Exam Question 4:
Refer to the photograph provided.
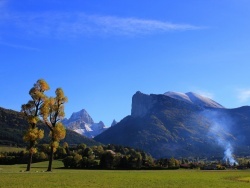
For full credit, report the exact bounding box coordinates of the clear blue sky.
[1,0,250,126]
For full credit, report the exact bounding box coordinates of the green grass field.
[0,146,25,153]
[1,161,250,188]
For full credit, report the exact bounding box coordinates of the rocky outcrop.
[111,119,118,126]
[131,91,155,117]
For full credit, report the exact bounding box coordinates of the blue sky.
[1,0,250,126]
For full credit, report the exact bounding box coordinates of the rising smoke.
[201,110,238,165]
[224,143,238,165]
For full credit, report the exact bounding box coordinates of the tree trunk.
[26,141,35,171]
[47,146,54,172]
[26,152,33,171]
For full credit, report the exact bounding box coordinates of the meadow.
[0,146,25,153]
[1,160,250,188]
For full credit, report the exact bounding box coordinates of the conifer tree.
[41,88,67,171]
[21,79,50,171]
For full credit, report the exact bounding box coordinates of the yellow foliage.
[48,97,55,106]
[58,106,65,117]
[29,79,50,101]
[37,129,44,139]
[23,128,44,142]
[27,116,39,124]
[51,141,59,153]
[38,79,50,91]
[41,88,67,124]
[51,122,66,141]
[40,98,52,119]
[63,142,69,148]
[56,88,67,100]
[35,91,45,100]
[29,147,37,154]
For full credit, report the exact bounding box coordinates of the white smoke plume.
[201,110,238,165]
[223,143,238,165]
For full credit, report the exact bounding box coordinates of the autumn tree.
[41,88,67,171]
[63,142,70,155]
[21,79,50,171]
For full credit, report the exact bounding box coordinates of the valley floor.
[0,161,250,188]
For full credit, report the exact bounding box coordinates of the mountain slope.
[95,91,250,159]
[0,107,100,147]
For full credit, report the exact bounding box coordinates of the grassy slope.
[0,161,250,188]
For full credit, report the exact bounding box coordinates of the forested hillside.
[0,107,100,147]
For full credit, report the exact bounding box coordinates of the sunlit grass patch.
[0,146,25,153]
[237,177,250,183]
[1,162,250,188]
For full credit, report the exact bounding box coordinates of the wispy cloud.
[237,89,250,103]
[88,15,202,35]
[0,11,204,39]
[0,41,40,51]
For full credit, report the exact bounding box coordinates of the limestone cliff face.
[131,91,155,117]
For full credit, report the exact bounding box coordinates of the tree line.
[0,143,68,165]
[62,144,155,169]
[0,143,155,169]
[2,142,250,170]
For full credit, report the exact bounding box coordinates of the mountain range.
[62,109,108,138]
[1,90,250,160]
[95,91,250,159]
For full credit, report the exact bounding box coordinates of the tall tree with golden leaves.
[41,88,67,171]
[21,79,50,171]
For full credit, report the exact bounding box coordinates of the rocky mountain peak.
[111,119,118,126]
[63,109,108,138]
[69,109,94,124]
[98,121,105,127]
